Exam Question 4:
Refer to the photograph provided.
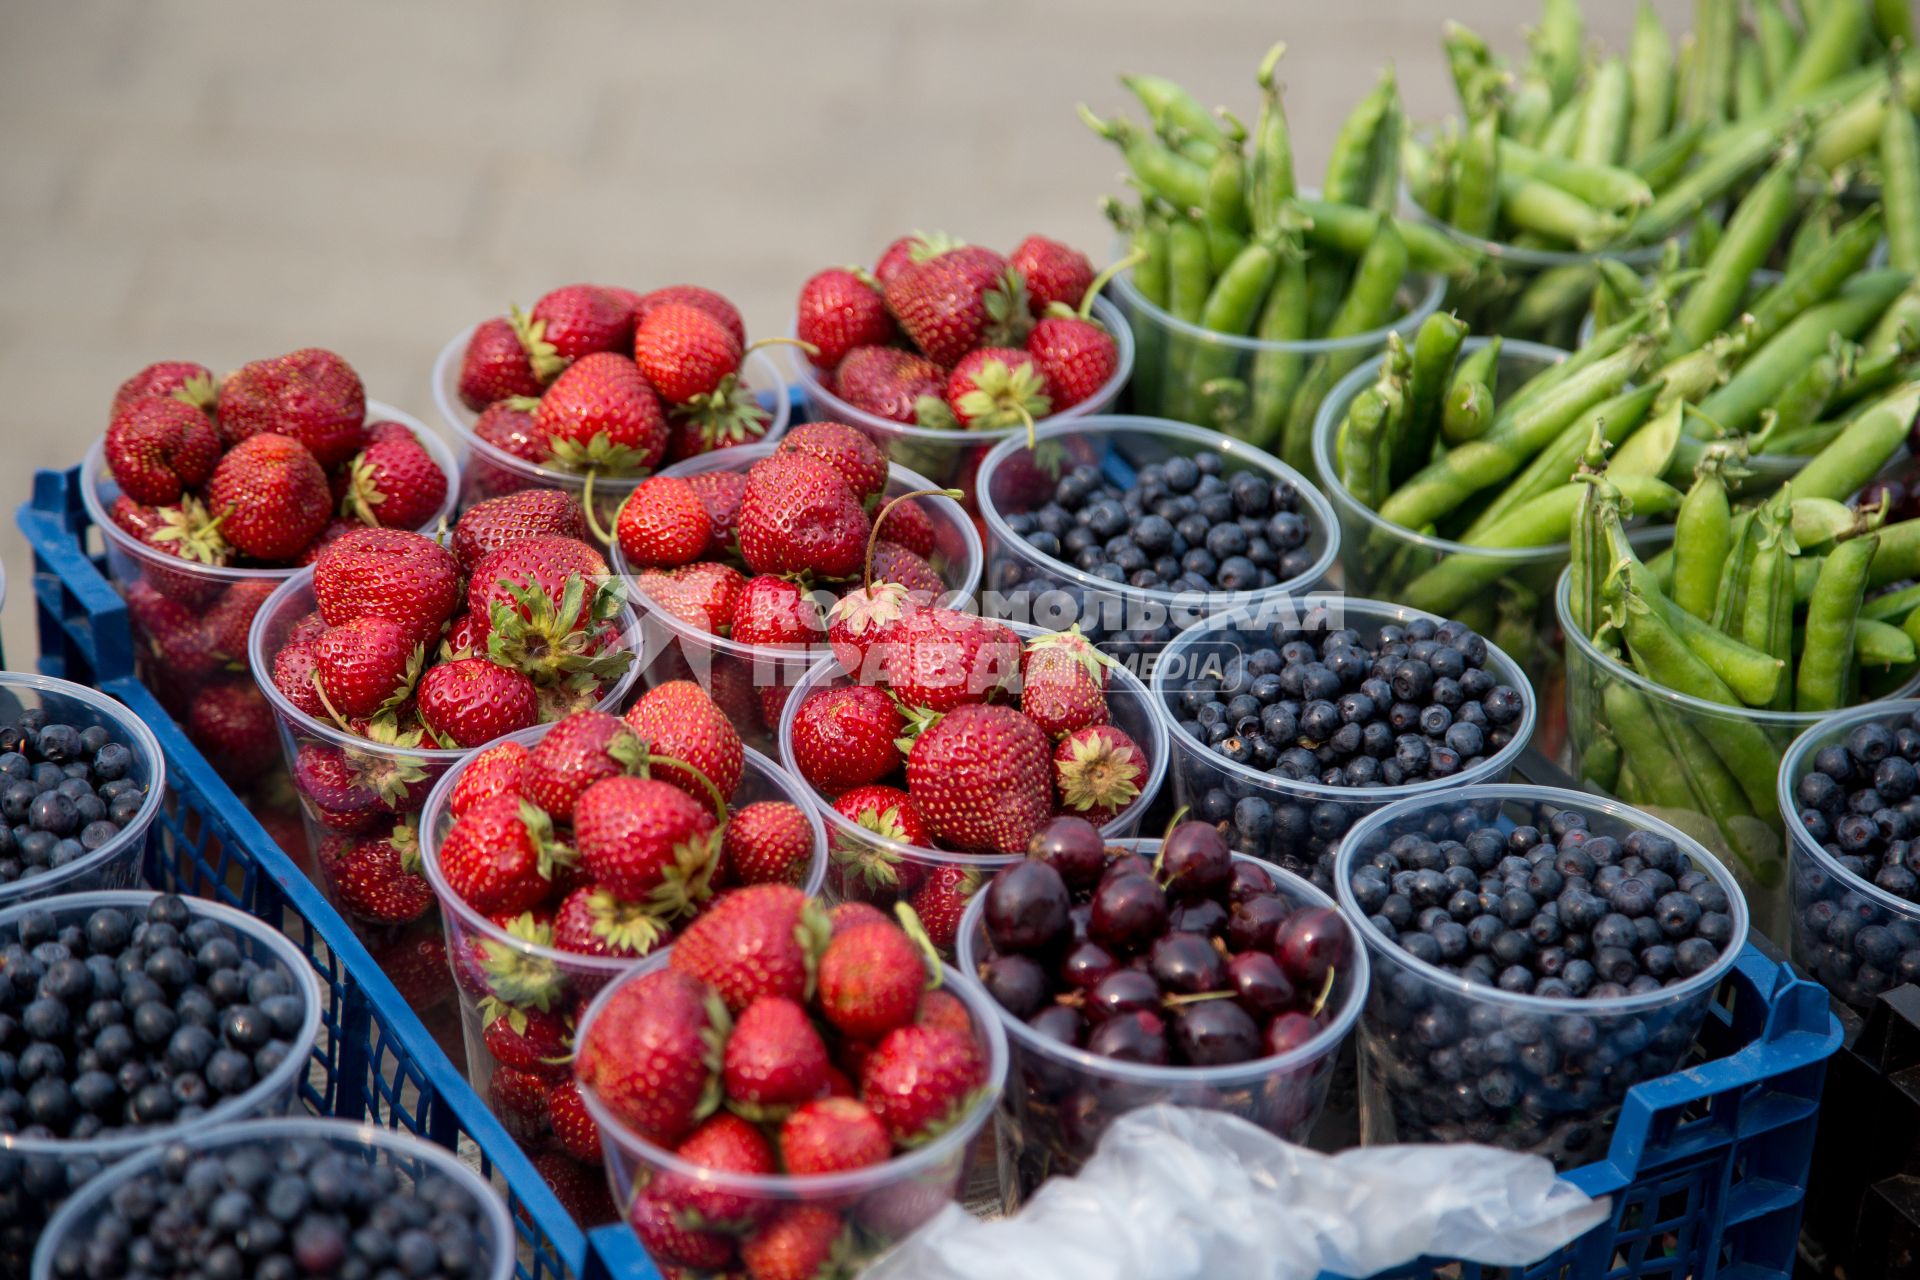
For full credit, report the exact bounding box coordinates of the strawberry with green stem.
[312,615,425,721]
[905,702,1052,853]
[575,967,730,1147]
[828,785,930,901]
[669,884,832,1013]
[110,360,216,421]
[329,818,433,925]
[883,240,1032,367]
[1019,626,1112,739]
[1026,251,1137,410]
[945,346,1052,445]
[796,267,896,369]
[572,774,721,929]
[831,346,955,428]
[104,395,221,505]
[438,791,576,916]
[458,910,566,1012]
[524,351,668,514]
[1010,235,1096,314]
[474,537,634,698]
[416,657,539,748]
[552,883,668,960]
[824,488,960,680]
[340,421,447,530]
[460,316,546,411]
[1054,723,1145,826]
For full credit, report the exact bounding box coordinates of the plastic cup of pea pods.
[1778,701,1920,1012]
[1335,783,1749,1170]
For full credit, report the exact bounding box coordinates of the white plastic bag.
[865,1106,1608,1280]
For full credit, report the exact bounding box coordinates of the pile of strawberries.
[577,890,994,1277]
[796,232,1120,434]
[457,282,780,479]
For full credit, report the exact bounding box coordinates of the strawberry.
[884,244,1030,367]
[313,526,464,646]
[685,470,747,557]
[367,931,454,1012]
[574,775,720,911]
[313,615,423,719]
[629,1193,737,1271]
[532,1152,618,1227]
[110,495,231,590]
[547,1079,603,1163]
[916,988,973,1038]
[720,801,815,888]
[453,488,588,570]
[868,542,943,600]
[126,580,221,679]
[946,347,1052,433]
[659,1113,778,1228]
[740,1204,845,1280]
[187,679,276,781]
[533,352,668,474]
[204,579,277,664]
[824,582,915,683]
[637,563,747,634]
[796,269,895,370]
[772,421,888,500]
[816,917,925,1040]
[789,686,902,792]
[669,884,830,1013]
[729,575,825,649]
[633,285,746,347]
[204,433,333,562]
[615,475,712,568]
[482,1004,572,1072]
[778,1097,891,1176]
[829,785,929,845]
[907,864,983,953]
[291,743,382,833]
[111,361,216,421]
[738,453,869,579]
[340,421,447,530]
[860,1022,986,1144]
[828,786,931,901]
[458,910,565,1010]
[460,316,545,411]
[906,703,1052,853]
[874,233,954,285]
[1010,235,1095,314]
[882,609,1021,713]
[439,610,488,660]
[1028,302,1118,410]
[489,1063,561,1141]
[635,301,742,404]
[723,995,829,1112]
[873,496,936,558]
[552,883,667,959]
[522,710,643,822]
[830,347,951,426]
[104,395,221,505]
[450,739,529,817]
[468,534,609,620]
[624,680,745,812]
[417,657,539,747]
[1054,723,1145,825]
[472,399,550,463]
[1019,628,1110,739]
[271,639,327,718]
[469,535,630,690]
[329,821,433,924]
[530,284,631,372]
[439,793,574,915]
[216,348,367,466]
[295,518,358,568]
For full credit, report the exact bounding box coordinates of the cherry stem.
[578,469,619,546]
[307,672,353,734]
[1078,249,1147,320]
[744,336,820,360]
[1309,966,1337,1018]
[863,488,962,588]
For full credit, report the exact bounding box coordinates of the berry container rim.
[1776,698,1920,925]
[1400,171,1675,269]
[1108,258,1447,355]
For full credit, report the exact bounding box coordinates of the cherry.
[1085,969,1159,1023]
[981,953,1048,1019]
[1086,1009,1169,1064]
[1226,951,1296,1016]
[1159,821,1232,900]
[983,860,1072,955]
[1028,817,1107,889]
[1167,897,1228,937]
[1089,874,1168,951]
[1263,1010,1321,1057]
[1225,894,1290,952]
[1147,932,1225,994]
[1227,860,1277,903]
[1274,907,1350,990]
[1057,941,1119,991]
[1100,852,1154,885]
[1027,1004,1085,1048]
[1172,1000,1261,1066]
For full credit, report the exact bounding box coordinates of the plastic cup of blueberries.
[974,416,1338,661]
[785,296,1133,509]
[1335,783,1749,1169]
[431,323,793,538]
[614,443,982,750]
[1149,596,1536,896]
[0,890,325,1273]
[957,840,1366,1205]
[33,1116,514,1280]
[1778,700,1920,1011]
[0,674,166,909]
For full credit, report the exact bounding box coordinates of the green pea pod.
[1467,383,1665,535]
[1570,435,1614,640]
[1734,39,1769,122]
[1120,74,1228,158]
[1404,131,1453,222]
[1649,336,1737,412]
[1753,0,1797,92]
[1443,22,1500,117]
[1666,140,1804,357]
[1630,118,1780,243]
[1751,349,1845,452]
[1246,236,1311,451]
[1205,127,1250,237]
[1745,206,1886,350]
[1449,337,1501,396]
[1507,264,1598,345]
[1364,84,1404,216]
[1780,0,1866,102]
[1683,0,1737,128]
[1324,69,1397,208]
[1399,313,1468,483]
[1672,443,1738,620]
[1508,74,1556,146]
[1626,2,1676,165]
[1499,173,1625,249]
[1710,509,1757,635]
[1866,280,1920,357]
[1793,496,1861,548]
[1172,236,1282,425]
[1882,80,1920,273]
[1125,206,1172,414]
[1877,0,1917,50]
[1788,380,1920,502]
[1646,699,1777,885]
[1811,68,1920,171]
[1576,58,1631,166]
[1166,213,1212,324]
[1206,223,1249,277]
[1452,111,1502,239]
[1704,57,1913,161]
[1855,617,1917,667]
[1080,108,1212,211]
[1602,683,1699,812]
[1740,490,1797,708]
[1277,217,1409,469]
[1530,0,1585,109]
[1128,205,1172,307]
[1339,385,1393,510]
[1784,194,1839,274]
[1798,529,1878,712]
[1248,44,1296,240]
[1631,126,1704,196]
[1498,308,1649,426]
[1499,138,1653,213]
[1292,197,1483,277]
[1442,381,1494,445]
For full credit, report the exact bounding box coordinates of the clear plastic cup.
[785,295,1133,509]
[0,889,324,1273]
[0,673,165,908]
[431,326,792,536]
[1778,701,1920,1011]
[1335,783,1749,1169]
[1150,596,1536,897]
[957,840,1366,1202]
[776,625,1171,940]
[1557,570,1920,942]
[614,444,982,751]
[1107,260,1445,453]
[576,953,1006,1276]
[418,724,827,1204]
[33,1116,514,1280]
[974,415,1339,662]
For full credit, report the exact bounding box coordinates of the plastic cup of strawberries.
[430,283,793,537]
[788,233,1135,507]
[416,689,830,1222]
[612,429,984,750]
[574,890,1008,1275]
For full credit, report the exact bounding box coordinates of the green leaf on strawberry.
[509,304,566,384]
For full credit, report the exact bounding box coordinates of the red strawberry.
[547,1079,603,1164]
[187,679,276,781]
[789,686,901,792]
[637,563,747,634]
[632,285,746,347]
[629,1194,737,1271]
[828,902,890,935]
[341,421,448,530]
[883,609,1021,713]
[635,302,742,405]
[460,316,545,411]
[796,269,895,370]
[110,496,231,593]
[615,475,712,568]
[873,496,936,557]
[577,967,726,1146]
[204,579,277,664]
[830,347,951,426]
[104,395,221,505]
[773,421,887,500]
[417,657,538,747]
[314,616,423,719]
[489,1063,561,1141]
[313,526,464,646]
[111,361,216,421]
[469,535,629,690]
[204,433,332,562]
[720,801,815,888]
[654,1112,777,1233]
[729,575,825,649]
[860,1022,986,1144]
[365,931,452,1012]
[530,284,631,372]
[533,352,668,473]
[467,533,608,621]
[531,1152,617,1227]
[552,883,668,959]
[816,917,925,1040]
[685,470,747,557]
[906,703,1052,853]
[825,582,915,682]
[329,822,433,924]
[624,680,744,810]
[453,489,588,570]
[916,988,973,1038]
[738,453,870,579]
[441,611,489,661]
[439,793,574,915]
[868,542,943,600]
[670,884,830,1013]
[1020,628,1111,739]
[450,739,529,817]
[827,786,931,902]
[472,399,550,463]
[287,609,329,647]
[885,244,1030,367]
[291,743,382,832]
[946,347,1052,433]
[723,995,830,1112]
[457,909,564,1010]
[216,348,366,465]
[778,1097,891,1176]
[1055,724,1145,825]
[907,864,984,953]
[126,580,221,679]
[1027,307,1119,412]
[1010,235,1095,314]
[740,1204,844,1280]
[522,710,643,822]
[272,640,327,718]
[830,785,929,845]
[574,775,720,911]
[874,232,955,285]
[483,1004,571,1072]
